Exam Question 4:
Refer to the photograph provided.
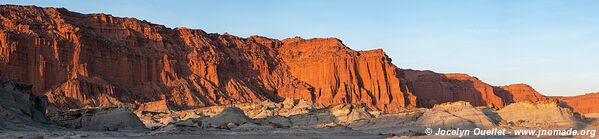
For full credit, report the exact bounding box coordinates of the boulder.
[277,99,315,117]
[174,119,197,127]
[287,109,337,127]
[329,104,372,124]
[85,108,147,131]
[201,107,252,128]
[47,108,147,131]
[258,116,292,128]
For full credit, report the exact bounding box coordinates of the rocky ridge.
[0,75,595,138]
[134,99,592,137]
[555,92,599,114]
[402,70,548,109]
[0,5,415,113]
[496,100,580,127]
[0,5,568,114]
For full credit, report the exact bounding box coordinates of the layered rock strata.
[0,5,559,113]
[555,92,599,114]
[402,70,547,108]
[0,5,415,113]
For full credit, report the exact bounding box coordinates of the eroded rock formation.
[556,92,599,114]
[0,5,574,114]
[496,100,579,127]
[279,38,416,113]
[402,70,504,108]
[402,69,548,109]
[0,5,415,113]
[46,107,147,131]
[416,101,495,129]
[0,77,53,130]
[493,84,547,104]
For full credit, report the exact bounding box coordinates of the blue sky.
[2,0,598,96]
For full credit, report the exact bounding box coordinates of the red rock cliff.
[0,5,416,112]
[402,70,505,108]
[402,70,547,108]
[493,84,547,104]
[1,5,571,113]
[278,38,416,112]
[556,92,599,114]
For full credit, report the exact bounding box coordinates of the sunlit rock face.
[493,84,547,104]
[555,92,599,114]
[497,100,579,127]
[402,70,548,109]
[416,101,495,129]
[0,5,416,113]
[0,5,560,113]
[278,38,417,113]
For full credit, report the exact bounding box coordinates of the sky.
[2,0,597,96]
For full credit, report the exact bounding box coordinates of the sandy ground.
[0,127,387,139]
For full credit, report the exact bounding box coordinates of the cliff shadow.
[401,69,494,108]
[491,87,515,105]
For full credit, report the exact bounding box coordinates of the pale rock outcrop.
[257,116,293,128]
[46,108,147,131]
[236,99,315,119]
[279,99,315,117]
[329,103,372,124]
[200,107,252,128]
[497,100,578,127]
[416,101,495,129]
[136,105,228,129]
[286,109,337,127]
[86,108,147,131]
[348,112,424,135]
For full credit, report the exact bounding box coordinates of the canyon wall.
[493,84,547,104]
[0,5,416,112]
[0,5,575,113]
[556,93,599,114]
[402,70,547,108]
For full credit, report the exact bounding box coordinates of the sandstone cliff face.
[279,38,416,113]
[0,5,568,114]
[402,69,549,109]
[557,92,599,114]
[493,84,547,104]
[402,70,505,108]
[0,5,415,113]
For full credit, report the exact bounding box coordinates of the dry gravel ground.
[0,128,387,139]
